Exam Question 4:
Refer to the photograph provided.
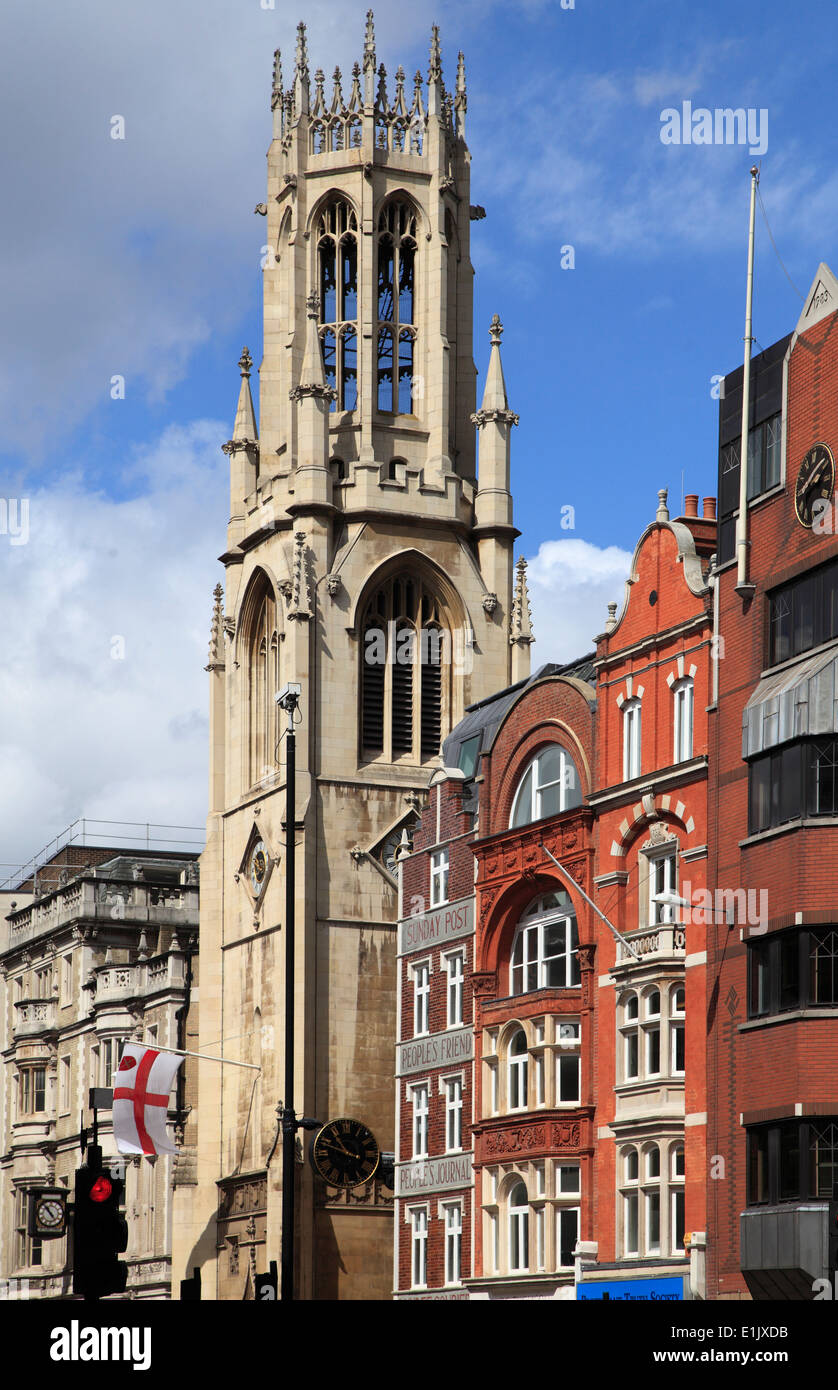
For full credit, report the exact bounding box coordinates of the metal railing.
[1,818,205,890]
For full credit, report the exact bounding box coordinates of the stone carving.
[551,1121,581,1148]
[484,1124,545,1156]
[482,593,498,615]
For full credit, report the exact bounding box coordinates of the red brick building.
[708,263,838,1300]
[582,491,715,1299]
[394,768,476,1299]
[469,660,596,1298]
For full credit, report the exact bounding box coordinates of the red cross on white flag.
[112,1044,183,1156]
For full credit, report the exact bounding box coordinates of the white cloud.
[526,536,632,664]
[0,420,229,880]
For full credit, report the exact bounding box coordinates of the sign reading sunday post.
[397,897,473,956]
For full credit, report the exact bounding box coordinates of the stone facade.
[175,14,527,1300]
[0,842,199,1300]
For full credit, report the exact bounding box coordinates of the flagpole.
[139,1043,261,1071]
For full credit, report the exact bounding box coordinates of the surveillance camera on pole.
[274,682,301,713]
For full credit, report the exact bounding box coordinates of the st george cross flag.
[112,1045,183,1156]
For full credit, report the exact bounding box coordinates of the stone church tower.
[174,13,530,1300]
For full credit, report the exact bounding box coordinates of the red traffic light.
[89,1175,113,1203]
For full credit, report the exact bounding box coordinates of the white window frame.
[649,846,678,925]
[442,1074,464,1153]
[412,959,431,1037]
[441,1201,462,1285]
[673,678,694,763]
[408,1206,429,1288]
[443,950,464,1028]
[670,985,685,1075]
[410,1082,429,1159]
[556,1203,580,1269]
[507,1030,529,1112]
[509,745,582,828]
[623,698,642,779]
[643,988,661,1078]
[430,848,449,907]
[508,1182,529,1272]
[510,893,580,995]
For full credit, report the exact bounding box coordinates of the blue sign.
[577,1276,684,1301]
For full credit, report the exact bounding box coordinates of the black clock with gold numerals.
[309,1117,381,1188]
[795,442,835,528]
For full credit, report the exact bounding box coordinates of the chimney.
[684,494,699,518]
[703,496,717,520]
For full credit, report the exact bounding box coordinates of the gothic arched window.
[247,583,280,786]
[360,573,448,764]
[317,199,358,413]
[377,201,417,415]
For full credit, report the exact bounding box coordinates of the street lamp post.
[275,683,302,1302]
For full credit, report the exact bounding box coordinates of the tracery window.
[317,199,358,412]
[377,201,417,414]
[360,573,449,764]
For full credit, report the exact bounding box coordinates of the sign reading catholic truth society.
[577,1276,684,1301]
[398,898,473,956]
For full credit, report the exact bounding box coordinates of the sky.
[1,0,835,876]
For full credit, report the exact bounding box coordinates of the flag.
[112,1044,183,1156]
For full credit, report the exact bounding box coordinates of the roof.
[441,655,596,791]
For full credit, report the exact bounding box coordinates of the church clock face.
[309,1118,380,1188]
[795,442,835,528]
[249,840,268,895]
[381,828,403,877]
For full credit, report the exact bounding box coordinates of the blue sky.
[0,0,835,871]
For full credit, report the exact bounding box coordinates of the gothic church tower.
[174,13,529,1300]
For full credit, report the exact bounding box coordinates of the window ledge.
[759,634,838,681]
[740,817,838,848]
[740,1008,838,1032]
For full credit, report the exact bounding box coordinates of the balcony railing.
[615,923,686,966]
[94,955,186,1006]
[7,879,198,947]
[13,998,57,1038]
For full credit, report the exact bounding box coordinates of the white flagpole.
[136,1042,261,1071]
[540,842,642,961]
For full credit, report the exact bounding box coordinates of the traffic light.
[72,1146,128,1300]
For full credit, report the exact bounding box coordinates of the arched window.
[316,200,358,412]
[673,678,694,762]
[508,1029,528,1111]
[377,201,417,414]
[623,698,642,779]
[510,893,580,995]
[360,573,449,763]
[508,1181,529,1272]
[247,583,280,786]
[510,746,583,827]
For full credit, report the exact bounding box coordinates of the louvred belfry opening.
[360,573,449,764]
